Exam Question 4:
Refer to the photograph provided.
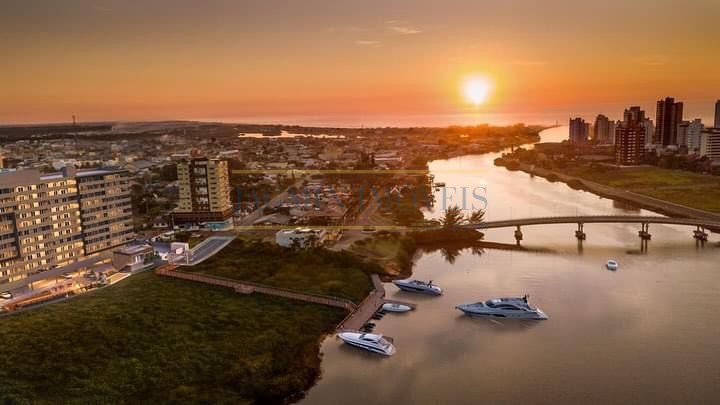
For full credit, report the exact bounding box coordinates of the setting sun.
[463,77,493,106]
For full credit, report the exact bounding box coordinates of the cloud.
[355,40,381,46]
[385,20,422,35]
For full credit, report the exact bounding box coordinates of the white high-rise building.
[686,119,705,154]
[677,121,690,147]
[593,114,613,144]
[643,119,655,147]
[700,128,720,161]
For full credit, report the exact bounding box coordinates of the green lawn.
[0,272,345,404]
[566,166,720,213]
[187,239,377,303]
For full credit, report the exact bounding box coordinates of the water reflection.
[303,127,720,404]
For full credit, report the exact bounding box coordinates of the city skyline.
[2,0,720,125]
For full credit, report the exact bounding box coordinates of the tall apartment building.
[655,97,684,146]
[686,119,705,154]
[173,158,233,228]
[677,121,690,147]
[700,128,720,161]
[624,106,646,123]
[593,114,614,144]
[569,117,589,143]
[0,167,133,288]
[715,100,720,128]
[642,118,655,147]
[616,107,647,165]
[75,168,134,254]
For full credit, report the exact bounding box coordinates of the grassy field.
[350,233,418,276]
[0,271,345,404]
[187,239,377,303]
[566,166,720,213]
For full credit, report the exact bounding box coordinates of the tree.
[440,206,465,228]
[466,209,485,224]
[441,206,485,228]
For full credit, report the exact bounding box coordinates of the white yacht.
[456,295,548,320]
[338,332,396,356]
[382,303,413,313]
[392,279,443,295]
[606,260,618,271]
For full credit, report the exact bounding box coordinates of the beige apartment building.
[173,158,233,228]
[0,167,134,289]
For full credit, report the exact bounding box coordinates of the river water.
[303,126,720,404]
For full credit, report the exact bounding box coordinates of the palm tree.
[466,209,485,224]
[441,207,486,228]
[440,206,465,228]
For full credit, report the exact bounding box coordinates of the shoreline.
[497,160,720,223]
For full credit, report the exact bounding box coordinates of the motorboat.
[392,279,443,295]
[382,302,413,313]
[338,332,396,356]
[606,260,619,271]
[456,295,548,320]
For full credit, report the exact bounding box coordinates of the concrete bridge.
[462,215,720,243]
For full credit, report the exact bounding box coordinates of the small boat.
[606,259,618,271]
[456,295,548,320]
[382,303,413,313]
[338,332,396,356]
[393,279,443,296]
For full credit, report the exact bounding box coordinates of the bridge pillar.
[514,225,523,245]
[638,223,652,240]
[575,222,586,240]
[693,226,709,241]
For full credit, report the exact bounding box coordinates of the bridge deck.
[462,215,720,230]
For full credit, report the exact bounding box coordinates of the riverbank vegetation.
[564,165,720,212]
[0,271,345,404]
[496,148,720,213]
[187,239,377,303]
[351,214,485,277]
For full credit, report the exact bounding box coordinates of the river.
[302,126,720,404]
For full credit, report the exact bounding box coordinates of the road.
[174,236,235,266]
[236,177,307,227]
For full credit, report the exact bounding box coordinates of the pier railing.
[157,265,357,311]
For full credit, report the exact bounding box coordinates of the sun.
[463,77,492,106]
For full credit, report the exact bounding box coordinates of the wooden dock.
[156,265,413,332]
[336,274,417,331]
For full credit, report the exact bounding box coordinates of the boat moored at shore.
[382,303,413,313]
[338,332,396,356]
[392,279,443,295]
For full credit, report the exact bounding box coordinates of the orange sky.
[1,0,719,126]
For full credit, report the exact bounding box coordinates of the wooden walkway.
[156,264,412,332]
[156,264,356,311]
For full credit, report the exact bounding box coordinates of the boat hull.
[456,306,549,320]
[382,303,412,313]
[393,281,442,295]
[338,333,396,356]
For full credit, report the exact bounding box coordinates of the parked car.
[61,272,73,279]
[0,291,12,300]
